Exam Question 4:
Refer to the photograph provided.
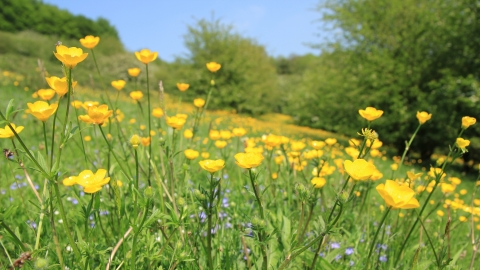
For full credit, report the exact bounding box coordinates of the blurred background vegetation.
[1,0,479,168]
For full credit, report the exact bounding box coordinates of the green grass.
[0,63,479,270]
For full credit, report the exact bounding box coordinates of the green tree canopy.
[0,0,119,39]
[163,18,279,115]
[289,0,480,163]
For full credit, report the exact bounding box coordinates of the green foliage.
[0,30,169,94]
[289,0,480,162]
[160,18,280,115]
[0,0,118,39]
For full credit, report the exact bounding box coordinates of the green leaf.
[5,99,14,120]
[316,256,335,270]
[36,151,49,174]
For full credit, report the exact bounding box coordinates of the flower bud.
[210,79,215,86]
[35,258,48,269]
[144,186,153,198]
[130,134,140,149]
[194,189,206,201]
[182,163,189,170]
[252,216,266,230]
[176,197,186,207]
[340,191,349,204]
[158,137,166,146]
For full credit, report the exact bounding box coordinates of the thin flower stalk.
[393,123,421,178]
[364,207,391,270]
[395,130,464,266]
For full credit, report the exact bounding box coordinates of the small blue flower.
[345,247,354,255]
[330,242,341,249]
[379,255,387,262]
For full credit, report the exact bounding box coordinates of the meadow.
[0,36,479,270]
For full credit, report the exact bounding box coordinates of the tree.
[292,0,480,164]
[166,18,279,115]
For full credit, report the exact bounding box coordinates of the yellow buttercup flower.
[176,83,190,92]
[84,135,91,142]
[291,141,306,151]
[406,171,423,181]
[199,159,225,173]
[111,80,126,91]
[359,107,384,121]
[27,101,58,122]
[63,169,110,193]
[45,76,77,96]
[461,116,476,129]
[128,67,141,77]
[78,105,113,125]
[206,62,221,72]
[232,127,246,137]
[325,138,337,146]
[176,114,188,120]
[184,129,193,139]
[376,180,420,209]
[220,130,232,140]
[194,98,205,108]
[264,134,282,147]
[152,108,164,118]
[344,159,376,180]
[201,152,210,159]
[209,130,220,140]
[311,140,326,149]
[184,149,200,160]
[234,152,264,169]
[441,183,456,193]
[456,138,470,150]
[71,100,83,109]
[54,45,88,69]
[37,89,56,101]
[166,116,186,129]
[0,123,24,138]
[81,101,99,110]
[79,35,100,49]
[311,177,326,188]
[130,134,140,149]
[135,49,158,64]
[141,137,151,146]
[416,111,432,124]
[130,91,143,101]
[215,140,227,149]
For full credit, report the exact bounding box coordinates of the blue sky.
[42,0,326,62]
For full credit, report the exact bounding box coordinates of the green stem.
[72,103,88,168]
[0,237,13,267]
[146,63,152,186]
[34,206,45,250]
[134,148,139,219]
[206,173,215,270]
[49,106,58,169]
[248,169,268,270]
[364,207,391,270]
[394,124,421,178]
[130,202,149,270]
[394,131,462,266]
[415,209,440,267]
[48,188,65,268]
[53,179,81,259]
[98,126,132,180]
[42,122,49,164]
